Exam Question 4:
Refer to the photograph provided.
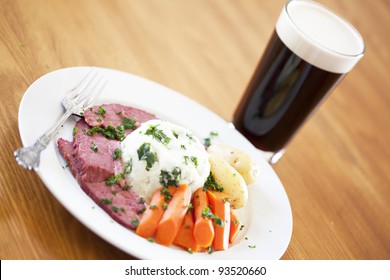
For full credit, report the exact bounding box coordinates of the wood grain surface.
[0,0,389,259]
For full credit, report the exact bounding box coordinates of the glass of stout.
[232,0,365,164]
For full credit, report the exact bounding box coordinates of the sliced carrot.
[193,188,214,248]
[136,186,176,239]
[173,209,200,252]
[229,209,241,243]
[207,190,231,251]
[155,184,192,246]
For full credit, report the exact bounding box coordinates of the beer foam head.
[276,0,365,73]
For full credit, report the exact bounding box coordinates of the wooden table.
[1,0,389,260]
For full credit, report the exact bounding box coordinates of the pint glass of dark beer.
[232,0,365,163]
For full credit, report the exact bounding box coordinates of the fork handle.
[14,109,74,171]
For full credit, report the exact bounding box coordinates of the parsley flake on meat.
[97,106,106,115]
[90,143,98,152]
[123,117,136,130]
[105,173,123,186]
[112,148,122,160]
[100,198,112,205]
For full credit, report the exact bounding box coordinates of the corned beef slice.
[72,120,115,182]
[57,104,156,230]
[84,182,145,229]
[84,103,156,129]
[57,138,80,180]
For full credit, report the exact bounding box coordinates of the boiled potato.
[208,144,259,185]
[208,153,248,209]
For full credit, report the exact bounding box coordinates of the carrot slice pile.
[135,185,241,253]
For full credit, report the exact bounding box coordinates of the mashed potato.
[121,119,210,202]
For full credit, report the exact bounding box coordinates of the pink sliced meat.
[57,104,156,230]
[82,182,145,229]
[84,103,156,130]
[72,120,116,182]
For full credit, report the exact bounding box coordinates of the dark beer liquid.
[233,31,345,152]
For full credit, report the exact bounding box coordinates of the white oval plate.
[18,66,292,259]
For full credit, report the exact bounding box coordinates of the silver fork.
[14,68,107,171]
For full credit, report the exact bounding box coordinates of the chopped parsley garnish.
[183,156,198,167]
[84,125,125,141]
[84,117,135,142]
[72,127,78,136]
[186,133,194,141]
[112,148,122,160]
[203,172,223,192]
[203,131,219,147]
[90,143,98,152]
[111,206,119,213]
[203,138,211,147]
[97,106,106,115]
[132,218,139,228]
[84,126,104,136]
[201,207,224,226]
[123,160,132,174]
[162,202,168,210]
[122,185,131,191]
[103,124,117,139]
[115,126,125,141]
[160,187,174,202]
[123,117,136,130]
[145,124,171,145]
[190,156,198,167]
[159,167,181,187]
[100,198,112,205]
[105,173,123,186]
[213,215,224,226]
[201,207,214,220]
[137,143,158,171]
